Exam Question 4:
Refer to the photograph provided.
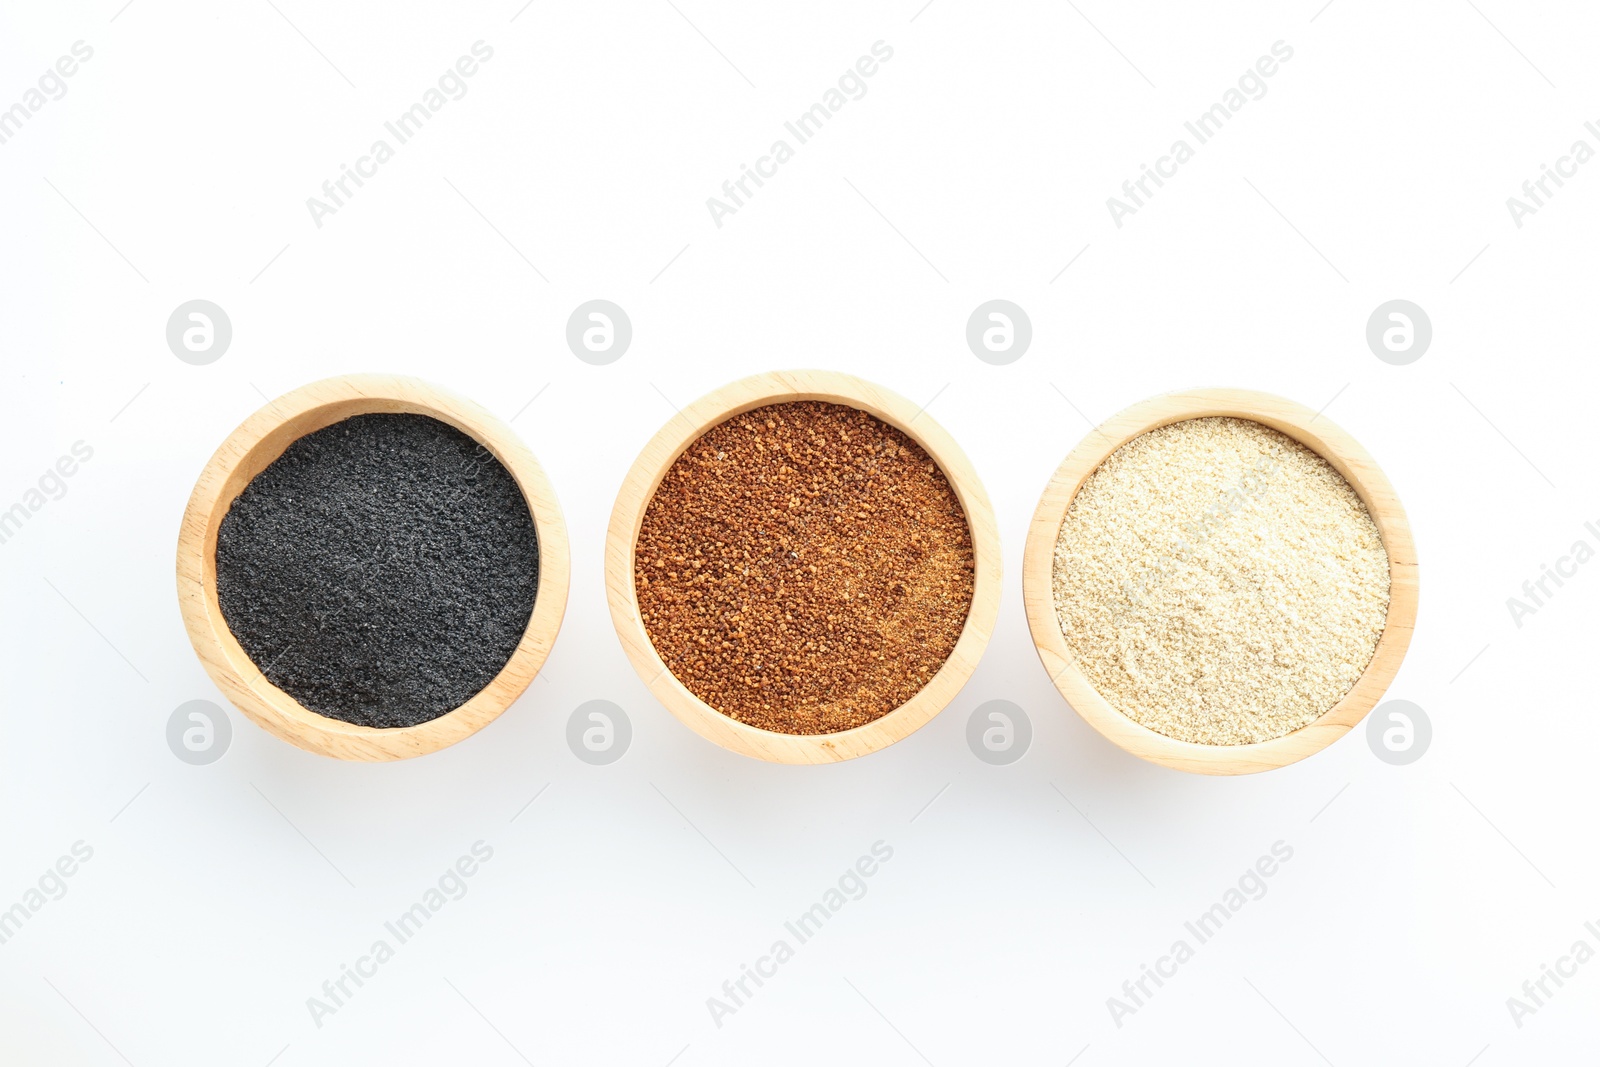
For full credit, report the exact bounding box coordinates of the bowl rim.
[1020,387,1418,776]
[175,373,570,761]
[603,369,1002,764]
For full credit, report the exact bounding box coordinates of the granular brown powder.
[1051,417,1391,746]
[634,401,975,734]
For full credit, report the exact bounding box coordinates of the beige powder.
[1051,417,1391,745]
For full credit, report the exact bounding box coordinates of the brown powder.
[1050,417,1391,746]
[634,401,975,734]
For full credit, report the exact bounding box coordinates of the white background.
[2,0,1597,1063]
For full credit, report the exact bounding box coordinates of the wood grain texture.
[1021,388,1418,776]
[605,370,1002,764]
[176,374,570,761]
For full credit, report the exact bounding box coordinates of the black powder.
[215,413,540,728]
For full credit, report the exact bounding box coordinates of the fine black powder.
[215,413,540,728]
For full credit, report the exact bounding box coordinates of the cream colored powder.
[1051,417,1391,745]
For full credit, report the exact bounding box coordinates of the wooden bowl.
[605,370,1002,764]
[176,374,570,761]
[1022,388,1418,775]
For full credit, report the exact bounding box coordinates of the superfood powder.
[215,413,539,728]
[634,401,975,735]
[1050,416,1390,746]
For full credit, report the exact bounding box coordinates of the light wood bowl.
[1022,388,1418,776]
[605,370,1002,764]
[176,374,570,761]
